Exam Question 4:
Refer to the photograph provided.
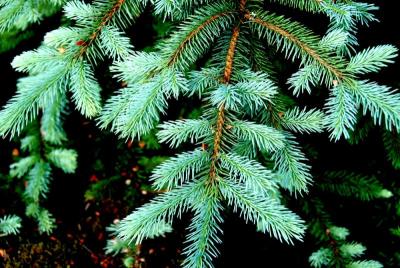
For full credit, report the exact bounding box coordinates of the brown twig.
[77,0,126,57]
[244,12,345,82]
[209,25,241,182]
[167,11,232,67]
[208,0,247,182]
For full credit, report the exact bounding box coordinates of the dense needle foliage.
[0,0,399,267]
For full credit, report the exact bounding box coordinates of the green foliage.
[0,0,145,138]
[0,0,398,267]
[280,108,325,134]
[319,171,392,201]
[0,0,64,52]
[383,130,400,170]
[9,123,77,234]
[0,0,63,32]
[309,226,382,268]
[0,215,21,236]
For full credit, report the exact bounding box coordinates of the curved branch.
[245,12,345,81]
[167,10,234,67]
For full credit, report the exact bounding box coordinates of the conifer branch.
[78,0,126,57]
[208,0,246,183]
[0,215,22,236]
[209,24,240,182]
[1,1,398,266]
[245,12,345,82]
[167,10,234,67]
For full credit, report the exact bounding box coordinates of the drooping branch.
[167,11,233,67]
[244,12,345,81]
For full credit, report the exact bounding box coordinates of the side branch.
[168,11,233,67]
[244,13,345,81]
[78,0,126,57]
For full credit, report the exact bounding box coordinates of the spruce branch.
[219,152,277,195]
[0,215,22,236]
[164,2,236,70]
[280,108,325,134]
[157,119,212,148]
[245,11,347,83]
[219,178,305,244]
[208,24,240,182]
[151,149,210,190]
[115,181,204,244]
[272,132,312,194]
[181,186,223,268]
[382,130,400,170]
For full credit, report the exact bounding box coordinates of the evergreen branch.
[346,45,398,75]
[36,208,56,234]
[219,152,277,195]
[210,79,278,113]
[288,29,347,95]
[0,66,68,138]
[319,28,349,51]
[233,78,278,111]
[310,225,383,268]
[209,104,227,181]
[325,84,358,141]
[115,79,168,139]
[151,149,210,190]
[11,46,67,75]
[272,132,312,194]
[319,171,392,201]
[8,122,77,234]
[309,247,333,267]
[47,149,78,173]
[231,120,286,152]
[43,26,82,48]
[40,91,67,144]
[347,260,383,268]
[246,11,347,82]
[97,86,137,130]
[115,181,203,244]
[340,243,366,258]
[157,119,212,148]
[322,1,378,56]
[69,60,102,117]
[164,2,236,70]
[26,161,52,203]
[209,24,241,182]
[350,80,400,132]
[99,25,133,60]
[0,0,63,33]
[382,130,400,170]
[10,156,39,178]
[219,178,305,244]
[111,51,164,83]
[77,0,132,57]
[288,64,320,95]
[0,215,22,236]
[266,0,322,13]
[20,135,40,152]
[188,67,221,96]
[182,186,223,268]
[280,107,325,134]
